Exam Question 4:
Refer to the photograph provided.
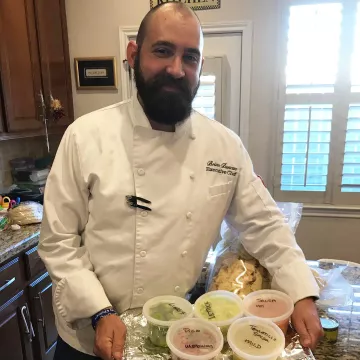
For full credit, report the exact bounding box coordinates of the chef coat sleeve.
[224,139,319,304]
[38,125,112,329]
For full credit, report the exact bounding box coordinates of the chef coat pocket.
[208,182,232,199]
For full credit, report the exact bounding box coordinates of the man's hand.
[94,314,127,360]
[291,297,324,350]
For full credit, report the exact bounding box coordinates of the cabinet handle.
[0,277,15,292]
[21,305,35,342]
[34,292,45,328]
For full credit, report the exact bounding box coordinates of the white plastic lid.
[166,318,224,360]
[227,317,285,360]
[243,290,294,324]
[194,290,244,327]
[143,295,193,327]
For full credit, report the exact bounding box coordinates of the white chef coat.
[38,94,319,355]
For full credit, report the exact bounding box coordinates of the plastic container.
[143,296,194,347]
[243,290,294,334]
[194,290,244,340]
[166,318,224,360]
[227,317,285,360]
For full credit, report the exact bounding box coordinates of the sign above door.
[150,0,221,11]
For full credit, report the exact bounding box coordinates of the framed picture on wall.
[150,0,221,11]
[74,57,117,90]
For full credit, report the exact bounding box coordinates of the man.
[39,3,323,360]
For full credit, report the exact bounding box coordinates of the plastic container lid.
[243,290,294,324]
[194,290,244,327]
[166,318,224,360]
[227,317,285,360]
[143,295,194,327]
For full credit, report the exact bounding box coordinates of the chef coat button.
[137,287,144,294]
[181,250,188,257]
[190,173,195,180]
[186,212,192,220]
[140,251,147,257]
[190,133,196,140]
[174,286,180,292]
[141,211,148,217]
[137,168,145,176]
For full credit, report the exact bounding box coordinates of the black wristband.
[91,307,117,330]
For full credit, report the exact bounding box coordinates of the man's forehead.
[145,10,203,50]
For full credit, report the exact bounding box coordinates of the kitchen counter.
[313,263,360,360]
[0,223,41,264]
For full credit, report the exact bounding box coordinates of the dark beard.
[133,55,199,126]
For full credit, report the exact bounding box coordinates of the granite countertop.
[313,264,360,360]
[0,224,41,264]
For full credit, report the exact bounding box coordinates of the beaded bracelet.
[92,307,118,330]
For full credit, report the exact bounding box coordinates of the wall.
[64,0,360,263]
[0,135,62,190]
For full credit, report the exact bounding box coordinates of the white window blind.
[192,57,223,123]
[341,104,360,192]
[275,1,360,205]
[281,105,332,191]
[193,75,216,120]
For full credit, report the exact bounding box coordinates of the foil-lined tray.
[120,308,315,360]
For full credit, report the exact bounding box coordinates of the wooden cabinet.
[0,247,57,360]
[0,0,73,138]
[0,291,34,360]
[29,273,57,360]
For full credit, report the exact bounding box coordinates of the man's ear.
[127,40,138,69]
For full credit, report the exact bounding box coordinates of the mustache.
[145,71,192,99]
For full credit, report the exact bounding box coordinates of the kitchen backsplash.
[0,134,62,190]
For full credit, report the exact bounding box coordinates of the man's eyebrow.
[151,41,201,57]
[151,41,176,50]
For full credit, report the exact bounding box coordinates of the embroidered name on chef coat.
[206,161,238,176]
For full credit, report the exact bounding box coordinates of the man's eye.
[184,54,199,63]
[154,48,171,56]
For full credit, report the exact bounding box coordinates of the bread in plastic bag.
[206,202,303,298]
[8,201,43,225]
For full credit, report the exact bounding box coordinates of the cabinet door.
[28,272,57,360]
[0,291,34,360]
[34,0,74,127]
[0,0,43,132]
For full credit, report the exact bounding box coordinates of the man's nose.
[166,56,185,79]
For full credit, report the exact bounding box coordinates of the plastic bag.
[8,201,43,225]
[309,264,354,309]
[206,202,303,298]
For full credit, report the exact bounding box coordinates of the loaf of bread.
[209,258,271,299]
[8,201,43,225]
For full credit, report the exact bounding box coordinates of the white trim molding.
[303,204,360,219]
[119,21,253,147]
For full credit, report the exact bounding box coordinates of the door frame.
[119,21,253,147]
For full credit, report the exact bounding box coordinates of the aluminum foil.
[120,309,315,360]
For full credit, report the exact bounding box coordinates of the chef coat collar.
[131,92,193,139]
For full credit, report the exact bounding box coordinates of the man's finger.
[293,317,312,348]
[112,329,126,360]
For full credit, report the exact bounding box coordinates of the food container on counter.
[166,318,224,360]
[228,316,285,360]
[143,295,194,347]
[193,290,244,340]
[243,290,294,334]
